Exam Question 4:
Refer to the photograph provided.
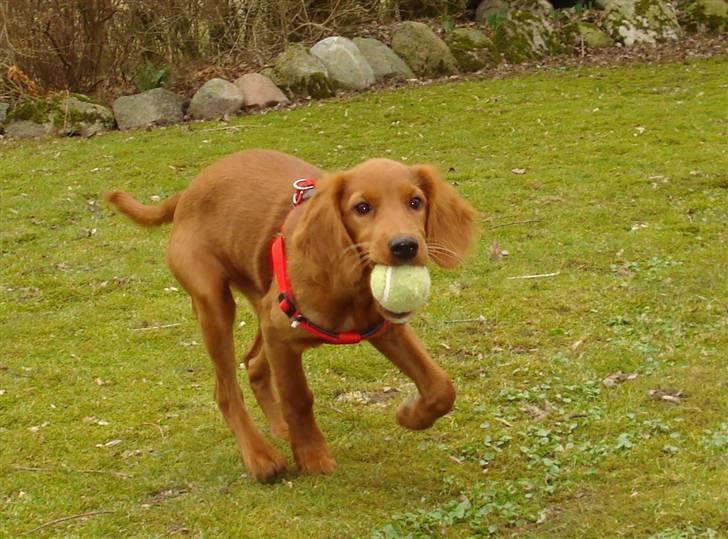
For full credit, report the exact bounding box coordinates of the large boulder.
[493,0,562,63]
[680,0,728,33]
[391,21,458,78]
[62,96,115,136]
[5,120,52,139]
[445,27,500,72]
[310,36,375,91]
[272,44,334,99]
[234,73,289,108]
[352,38,414,81]
[602,0,680,46]
[188,78,244,120]
[112,88,184,130]
[7,94,114,137]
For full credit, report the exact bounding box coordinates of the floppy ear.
[412,165,477,268]
[290,172,360,286]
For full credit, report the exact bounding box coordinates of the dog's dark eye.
[409,196,423,210]
[354,202,372,215]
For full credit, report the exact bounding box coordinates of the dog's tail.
[103,191,180,228]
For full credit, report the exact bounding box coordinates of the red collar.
[270,178,390,345]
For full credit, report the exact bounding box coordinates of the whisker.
[428,247,461,260]
[338,242,371,261]
[338,242,373,272]
[427,243,454,253]
[427,242,462,263]
[355,252,371,269]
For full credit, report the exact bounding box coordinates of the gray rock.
[680,0,728,33]
[234,73,289,108]
[445,27,500,72]
[5,120,52,139]
[352,37,414,80]
[60,96,115,136]
[475,0,509,24]
[493,0,561,63]
[0,102,8,127]
[188,78,244,120]
[603,0,680,46]
[272,44,334,99]
[391,21,458,78]
[310,36,375,91]
[113,88,184,130]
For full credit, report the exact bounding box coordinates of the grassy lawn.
[2,57,727,538]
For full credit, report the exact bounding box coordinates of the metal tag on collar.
[292,178,316,206]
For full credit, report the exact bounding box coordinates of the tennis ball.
[370,264,431,315]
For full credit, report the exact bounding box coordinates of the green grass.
[2,57,727,538]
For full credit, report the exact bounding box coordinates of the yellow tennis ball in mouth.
[370,264,431,315]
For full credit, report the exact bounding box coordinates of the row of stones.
[1,0,725,138]
[87,26,498,132]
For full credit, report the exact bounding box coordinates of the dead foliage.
[0,0,466,103]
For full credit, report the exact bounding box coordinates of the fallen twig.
[445,315,487,324]
[12,465,132,479]
[195,124,264,133]
[507,271,561,280]
[493,417,513,427]
[490,218,542,229]
[24,510,113,535]
[131,323,180,332]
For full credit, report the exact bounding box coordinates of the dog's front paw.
[243,442,288,482]
[396,398,438,430]
[294,443,337,475]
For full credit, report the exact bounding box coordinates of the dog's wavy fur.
[105,149,476,481]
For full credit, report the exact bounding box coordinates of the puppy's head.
[293,159,477,309]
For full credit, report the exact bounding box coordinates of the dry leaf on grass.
[602,371,638,388]
[489,239,508,260]
[96,439,121,448]
[521,403,549,421]
[335,387,399,406]
[649,388,685,404]
[142,487,188,508]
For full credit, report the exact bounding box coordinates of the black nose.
[389,236,419,261]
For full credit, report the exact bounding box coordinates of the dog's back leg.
[167,243,287,481]
[243,331,290,441]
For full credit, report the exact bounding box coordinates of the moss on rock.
[273,44,334,99]
[391,21,458,78]
[680,0,728,33]
[603,0,680,46]
[493,1,562,63]
[565,21,614,48]
[8,94,114,135]
[445,28,500,72]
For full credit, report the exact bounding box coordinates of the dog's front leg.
[371,324,455,430]
[263,335,337,474]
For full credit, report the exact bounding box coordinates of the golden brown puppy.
[105,149,476,481]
